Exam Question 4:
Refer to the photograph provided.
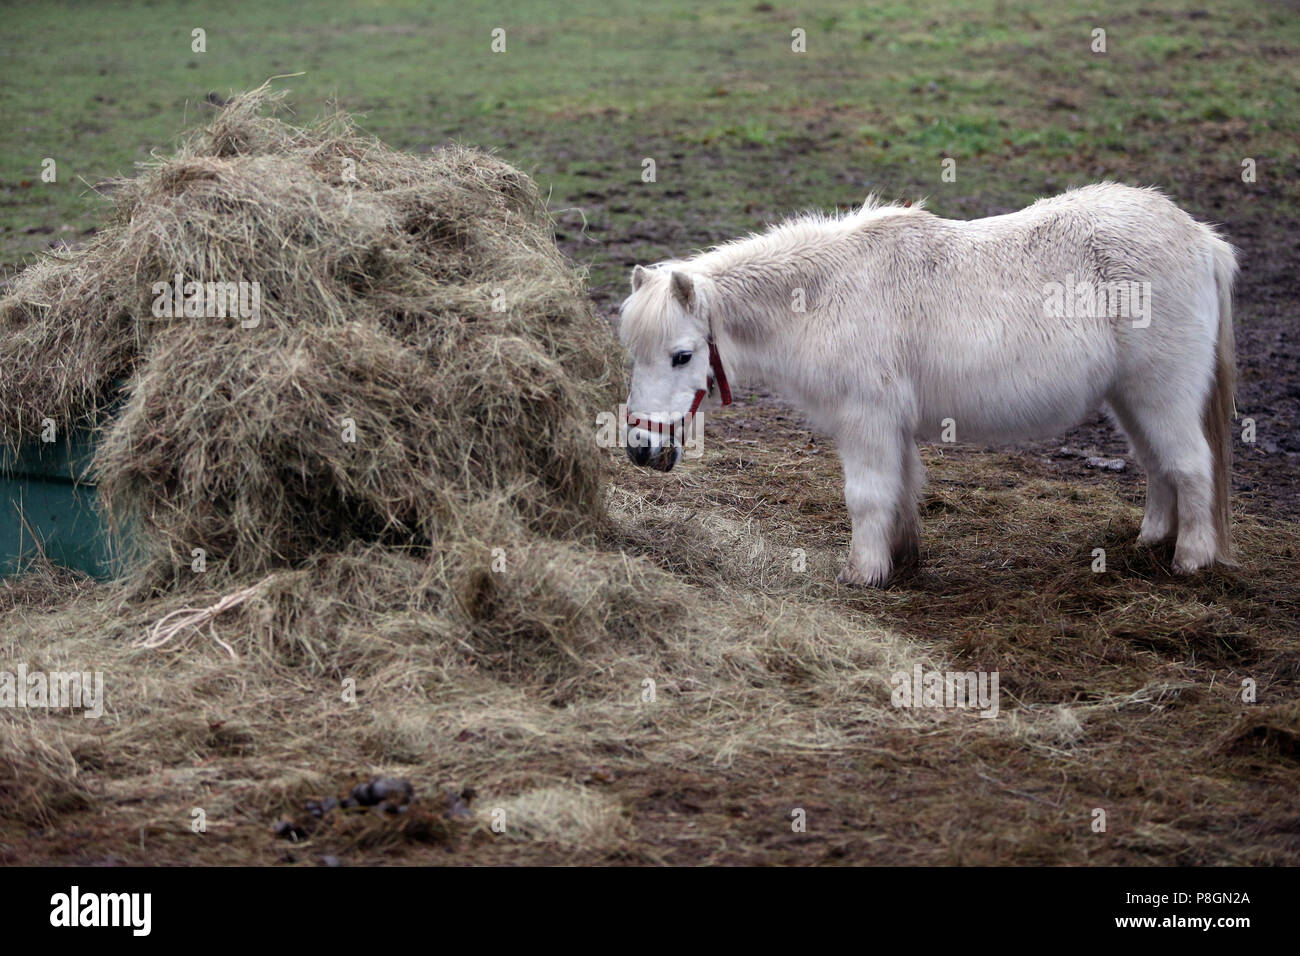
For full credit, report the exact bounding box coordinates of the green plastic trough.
[0,428,123,579]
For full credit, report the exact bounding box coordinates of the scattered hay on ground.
[485,785,632,847]
[1216,700,1300,759]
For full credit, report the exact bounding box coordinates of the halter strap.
[626,337,732,445]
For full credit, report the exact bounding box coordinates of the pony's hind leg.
[1107,395,1177,545]
[1109,391,1216,573]
[890,438,923,570]
[1166,435,1217,574]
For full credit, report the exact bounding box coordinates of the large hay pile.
[0,86,619,583]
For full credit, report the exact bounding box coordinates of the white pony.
[619,183,1237,586]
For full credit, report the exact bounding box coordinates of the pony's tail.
[1205,234,1238,564]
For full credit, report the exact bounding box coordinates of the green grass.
[1,0,1297,285]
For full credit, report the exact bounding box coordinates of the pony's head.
[618,264,730,471]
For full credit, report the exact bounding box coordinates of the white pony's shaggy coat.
[620,184,1237,586]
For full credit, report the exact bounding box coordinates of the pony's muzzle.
[626,431,681,471]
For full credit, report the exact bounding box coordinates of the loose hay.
[0,524,938,852]
[1216,701,1300,759]
[486,785,632,847]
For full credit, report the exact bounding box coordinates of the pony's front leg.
[836,429,905,587]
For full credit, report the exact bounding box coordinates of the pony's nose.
[626,441,681,472]
[626,440,653,467]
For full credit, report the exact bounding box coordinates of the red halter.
[626,339,732,445]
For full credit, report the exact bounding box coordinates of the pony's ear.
[631,264,651,292]
[670,271,695,309]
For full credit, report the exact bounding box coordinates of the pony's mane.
[619,196,926,354]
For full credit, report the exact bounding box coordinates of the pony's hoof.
[837,564,889,588]
[1172,553,1213,575]
[1172,541,1215,575]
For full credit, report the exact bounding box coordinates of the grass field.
[1,0,1298,865]
[5,1,1297,278]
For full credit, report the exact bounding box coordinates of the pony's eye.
[671,350,693,368]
